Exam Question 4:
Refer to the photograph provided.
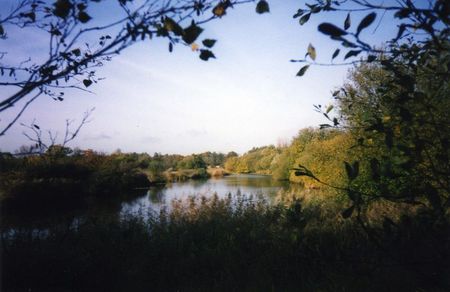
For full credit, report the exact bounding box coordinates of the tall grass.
[2,193,449,291]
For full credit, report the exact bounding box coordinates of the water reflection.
[121,174,290,215]
[1,175,293,230]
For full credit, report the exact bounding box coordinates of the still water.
[1,175,293,229]
[122,174,291,215]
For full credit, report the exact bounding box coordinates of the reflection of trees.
[147,187,166,204]
[224,175,288,189]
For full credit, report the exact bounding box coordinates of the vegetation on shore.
[3,193,449,291]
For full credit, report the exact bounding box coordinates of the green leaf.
[307,43,316,61]
[199,49,215,61]
[182,22,204,44]
[344,13,351,30]
[299,13,311,25]
[326,105,334,114]
[78,11,91,23]
[332,48,340,60]
[341,205,354,219]
[318,23,348,37]
[83,79,93,87]
[202,39,217,48]
[296,65,309,77]
[356,12,376,36]
[256,0,270,14]
[344,50,362,60]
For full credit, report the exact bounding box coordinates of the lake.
[1,174,295,230]
[122,174,291,215]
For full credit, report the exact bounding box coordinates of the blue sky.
[0,0,397,155]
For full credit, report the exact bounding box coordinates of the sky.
[0,0,398,155]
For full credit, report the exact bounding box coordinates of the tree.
[292,0,449,224]
[19,107,94,154]
[0,0,269,136]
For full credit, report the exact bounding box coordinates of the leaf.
[83,79,93,87]
[164,17,183,36]
[256,0,270,14]
[0,24,4,36]
[318,23,347,37]
[293,165,317,180]
[78,11,91,23]
[341,205,354,219]
[202,39,217,48]
[293,9,304,18]
[199,49,215,61]
[33,124,40,130]
[307,43,316,61]
[21,12,36,22]
[344,50,362,60]
[299,13,311,25]
[344,13,351,30]
[356,12,376,36]
[53,0,73,19]
[212,3,227,17]
[320,124,332,129]
[332,48,340,60]
[296,65,309,77]
[168,42,173,52]
[71,48,81,57]
[182,22,203,44]
[326,105,334,114]
[367,55,376,62]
